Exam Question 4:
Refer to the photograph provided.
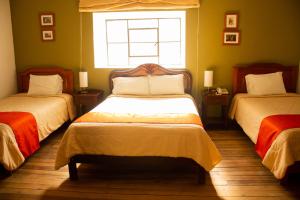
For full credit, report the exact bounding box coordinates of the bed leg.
[197,166,205,184]
[0,165,12,179]
[68,159,78,180]
[280,175,289,185]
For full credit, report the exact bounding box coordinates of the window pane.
[128,19,158,28]
[107,44,128,66]
[159,19,180,42]
[130,43,158,56]
[129,57,158,66]
[159,42,181,65]
[93,11,185,68]
[106,20,128,43]
[129,29,158,43]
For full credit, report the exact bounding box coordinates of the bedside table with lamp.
[74,71,104,116]
[201,70,230,128]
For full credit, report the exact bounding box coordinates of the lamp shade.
[79,71,88,88]
[204,70,213,88]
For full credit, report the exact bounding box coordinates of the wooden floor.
[0,127,299,200]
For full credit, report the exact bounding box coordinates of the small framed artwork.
[225,13,238,29]
[41,30,55,41]
[223,31,240,45]
[40,13,55,26]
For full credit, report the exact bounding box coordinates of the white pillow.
[28,74,63,95]
[245,72,286,95]
[149,74,185,95]
[112,76,149,95]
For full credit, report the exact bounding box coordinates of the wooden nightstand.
[73,89,104,116]
[201,91,229,128]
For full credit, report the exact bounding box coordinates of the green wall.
[11,0,300,99]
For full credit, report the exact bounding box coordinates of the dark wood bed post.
[197,166,206,184]
[280,162,300,185]
[0,165,13,179]
[68,158,78,180]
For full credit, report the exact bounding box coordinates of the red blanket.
[256,114,300,159]
[0,112,39,158]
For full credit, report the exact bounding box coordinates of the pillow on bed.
[245,72,286,95]
[28,74,63,95]
[149,74,185,95]
[112,76,149,95]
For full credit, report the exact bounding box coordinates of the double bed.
[55,64,221,183]
[229,63,300,180]
[0,67,75,171]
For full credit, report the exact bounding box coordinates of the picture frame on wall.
[41,30,55,41]
[223,31,240,45]
[225,13,238,29]
[40,13,55,26]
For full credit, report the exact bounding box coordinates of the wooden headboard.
[109,63,192,94]
[232,63,298,95]
[18,67,74,94]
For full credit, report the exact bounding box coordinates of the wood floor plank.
[0,128,299,199]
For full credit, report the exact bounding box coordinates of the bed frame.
[1,67,74,176]
[232,63,298,96]
[109,63,192,94]
[18,67,74,94]
[232,62,300,183]
[68,64,205,183]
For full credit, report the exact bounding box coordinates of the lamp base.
[204,87,215,95]
[79,88,88,94]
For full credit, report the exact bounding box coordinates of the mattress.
[0,93,75,171]
[229,93,300,179]
[55,94,221,171]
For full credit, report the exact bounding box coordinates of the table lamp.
[79,71,88,93]
[204,70,213,92]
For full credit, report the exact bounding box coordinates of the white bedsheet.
[55,94,221,172]
[0,93,75,171]
[229,93,300,179]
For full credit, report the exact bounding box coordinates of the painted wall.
[0,0,17,99]
[11,0,300,99]
[297,61,300,94]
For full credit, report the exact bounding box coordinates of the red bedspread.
[256,114,300,159]
[0,112,39,158]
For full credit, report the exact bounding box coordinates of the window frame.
[93,11,186,69]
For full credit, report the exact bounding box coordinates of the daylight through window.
[93,11,186,68]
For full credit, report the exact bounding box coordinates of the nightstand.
[201,91,229,128]
[73,89,104,116]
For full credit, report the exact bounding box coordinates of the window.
[93,11,186,68]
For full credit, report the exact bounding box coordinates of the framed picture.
[41,30,55,41]
[225,13,238,29]
[40,13,55,26]
[223,31,240,45]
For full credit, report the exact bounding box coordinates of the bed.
[229,63,300,180]
[55,63,221,183]
[0,67,75,171]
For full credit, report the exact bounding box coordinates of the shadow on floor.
[39,162,223,200]
[0,165,11,180]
